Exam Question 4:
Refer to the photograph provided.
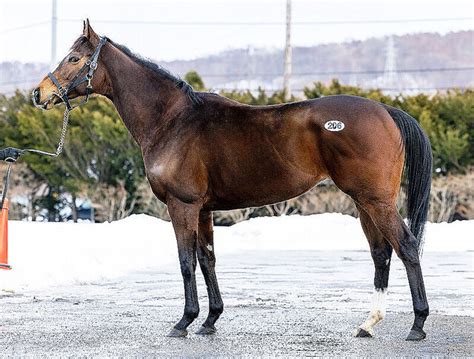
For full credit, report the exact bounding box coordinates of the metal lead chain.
[26,106,70,157]
[0,92,71,206]
[55,106,70,156]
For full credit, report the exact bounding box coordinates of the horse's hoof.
[195,325,216,335]
[167,327,188,338]
[406,329,426,341]
[353,327,373,338]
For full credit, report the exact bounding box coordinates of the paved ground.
[1,251,473,357]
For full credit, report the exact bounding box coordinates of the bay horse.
[33,20,432,341]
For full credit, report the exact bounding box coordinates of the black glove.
[0,147,24,162]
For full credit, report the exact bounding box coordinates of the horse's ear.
[83,18,99,46]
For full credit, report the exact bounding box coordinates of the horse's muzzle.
[32,88,41,104]
[32,88,47,109]
[32,88,57,110]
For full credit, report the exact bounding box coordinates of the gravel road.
[1,250,473,357]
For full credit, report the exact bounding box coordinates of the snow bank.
[216,213,473,253]
[1,213,472,291]
[3,215,178,291]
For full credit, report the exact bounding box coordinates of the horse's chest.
[145,162,174,196]
[144,156,206,204]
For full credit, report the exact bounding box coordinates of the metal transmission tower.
[283,0,292,101]
[51,0,57,68]
[382,36,400,91]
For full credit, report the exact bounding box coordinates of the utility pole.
[283,0,292,101]
[382,36,401,94]
[383,36,397,86]
[51,0,57,68]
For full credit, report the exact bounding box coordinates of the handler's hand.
[0,147,24,162]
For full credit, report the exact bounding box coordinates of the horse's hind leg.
[359,199,429,341]
[353,206,393,338]
[195,211,224,335]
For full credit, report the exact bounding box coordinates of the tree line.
[0,72,472,222]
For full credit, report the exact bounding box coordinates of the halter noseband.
[48,36,107,111]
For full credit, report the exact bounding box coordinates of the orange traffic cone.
[0,198,11,270]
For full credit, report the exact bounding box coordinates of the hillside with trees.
[166,31,474,91]
[1,31,473,95]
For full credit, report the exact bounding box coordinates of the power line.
[57,17,473,26]
[2,16,471,34]
[0,88,469,99]
[0,79,40,86]
[0,20,50,35]
[1,67,473,86]
[0,85,468,95]
[213,86,472,92]
[198,66,474,78]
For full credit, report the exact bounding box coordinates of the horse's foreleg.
[195,211,224,335]
[361,200,429,341]
[166,198,201,337]
[354,206,393,338]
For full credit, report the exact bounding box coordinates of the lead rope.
[0,37,106,217]
[0,102,71,209]
[25,106,70,157]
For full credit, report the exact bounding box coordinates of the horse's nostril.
[32,88,40,103]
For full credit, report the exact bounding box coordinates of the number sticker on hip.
[324,120,345,132]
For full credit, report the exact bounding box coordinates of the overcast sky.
[1,0,473,65]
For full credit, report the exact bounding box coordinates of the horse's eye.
[68,56,80,63]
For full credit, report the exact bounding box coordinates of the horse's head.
[33,20,108,110]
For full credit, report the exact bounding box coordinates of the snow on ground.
[1,213,472,292]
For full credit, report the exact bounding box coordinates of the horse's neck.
[102,45,188,146]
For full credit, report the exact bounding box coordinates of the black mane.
[73,36,203,106]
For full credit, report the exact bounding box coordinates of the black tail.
[384,105,432,254]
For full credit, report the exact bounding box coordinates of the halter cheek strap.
[48,73,71,110]
[48,36,107,111]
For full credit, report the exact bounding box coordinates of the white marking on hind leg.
[353,288,387,337]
